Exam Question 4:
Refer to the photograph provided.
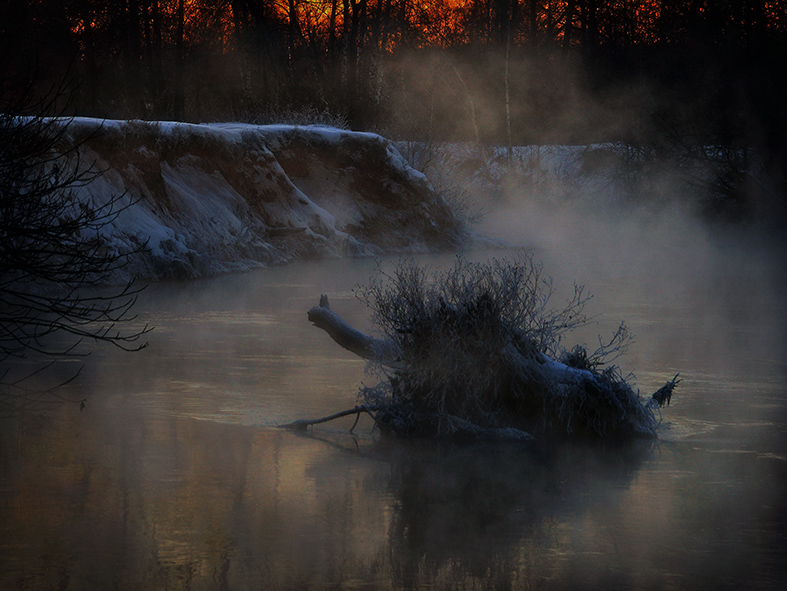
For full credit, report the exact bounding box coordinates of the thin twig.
[278,405,378,431]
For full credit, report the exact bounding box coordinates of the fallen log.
[309,295,598,387]
[299,256,678,440]
[307,295,400,364]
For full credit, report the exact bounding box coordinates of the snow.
[54,118,467,283]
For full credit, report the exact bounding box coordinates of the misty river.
[1,206,786,590]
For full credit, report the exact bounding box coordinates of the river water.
[1,213,786,590]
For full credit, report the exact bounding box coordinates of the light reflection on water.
[1,246,786,590]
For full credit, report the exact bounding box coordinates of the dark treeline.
[2,0,787,212]
[2,1,785,124]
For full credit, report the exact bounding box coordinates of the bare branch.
[1,77,151,413]
[278,405,377,431]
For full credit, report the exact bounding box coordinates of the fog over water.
[1,191,786,589]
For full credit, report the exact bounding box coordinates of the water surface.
[1,237,786,590]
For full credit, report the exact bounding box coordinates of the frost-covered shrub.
[357,254,669,440]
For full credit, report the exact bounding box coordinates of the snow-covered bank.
[61,119,468,282]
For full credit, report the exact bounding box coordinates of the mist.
[5,97,787,591]
[4,2,787,587]
[6,97,787,591]
[3,215,786,589]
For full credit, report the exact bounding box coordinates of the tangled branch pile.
[352,254,676,440]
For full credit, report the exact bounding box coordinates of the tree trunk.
[341,0,350,90]
[288,0,302,72]
[308,296,595,383]
[307,295,396,362]
[328,0,338,60]
[173,0,185,120]
[563,0,576,50]
[125,0,144,115]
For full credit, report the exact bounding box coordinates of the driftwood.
[294,289,678,440]
[308,295,596,385]
[307,295,399,363]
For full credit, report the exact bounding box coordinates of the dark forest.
[3,1,787,215]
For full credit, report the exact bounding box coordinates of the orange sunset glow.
[64,0,779,57]
[3,0,776,144]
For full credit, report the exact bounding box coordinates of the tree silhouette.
[0,78,150,417]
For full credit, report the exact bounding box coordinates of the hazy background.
[3,0,787,228]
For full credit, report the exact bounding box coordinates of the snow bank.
[59,118,468,282]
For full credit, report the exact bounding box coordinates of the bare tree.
[0,79,151,417]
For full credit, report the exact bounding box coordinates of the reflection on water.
[377,437,657,589]
[1,245,787,590]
